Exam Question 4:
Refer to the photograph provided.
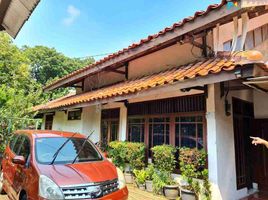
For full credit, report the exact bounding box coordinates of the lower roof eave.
[39,71,238,113]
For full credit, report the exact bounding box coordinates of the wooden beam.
[106,68,125,75]
[125,63,129,80]
[0,0,11,24]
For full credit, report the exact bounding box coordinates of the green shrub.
[179,148,211,200]
[108,141,145,171]
[133,169,147,185]
[151,145,176,173]
[0,144,5,153]
[108,141,128,171]
[126,142,146,170]
[145,164,155,181]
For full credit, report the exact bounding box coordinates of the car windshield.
[35,137,102,165]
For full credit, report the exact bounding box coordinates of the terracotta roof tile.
[34,51,265,112]
[44,0,228,90]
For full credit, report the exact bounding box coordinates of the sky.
[14,0,219,60]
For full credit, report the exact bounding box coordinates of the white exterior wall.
[207,83,254,200]
[43,106,101,144]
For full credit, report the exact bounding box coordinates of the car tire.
[21,193,27,200]
[0,170,6,194]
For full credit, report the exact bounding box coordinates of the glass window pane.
[13,135,24,155]
[197,124,204,149]
[36,137,102,165]
[128,118,145,142]
[181,124,196,148]
[181,116,196,122]
[175,125,180,147]
[18,137,30,159]
[101,121,108,143]
[196,116,203,122]
[175,117,180,122]
[110,121,119,141]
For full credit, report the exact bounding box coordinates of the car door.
[3,134,24,200]
[1,134,18,191]
[12,135,30,196]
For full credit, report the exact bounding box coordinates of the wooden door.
[45,115,53,130]
[233,98,254,189]
[252,119,268,191]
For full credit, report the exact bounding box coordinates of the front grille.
[61,179,119,199]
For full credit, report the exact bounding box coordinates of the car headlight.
[39,175,64,200]
[116,167,126,189]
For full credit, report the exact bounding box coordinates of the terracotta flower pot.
[180,187,196,200]
[124,172,133,184]
[163,185,179,200]
[145,180,153,192]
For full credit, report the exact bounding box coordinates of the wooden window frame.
[101,118,119,143]
[67,110,82,120]
[127,111,207,156]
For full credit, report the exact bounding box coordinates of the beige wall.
[84,70,124,92]
[254,90,268,119]
[128,41,202,79]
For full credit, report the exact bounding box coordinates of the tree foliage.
[0,32,94,150]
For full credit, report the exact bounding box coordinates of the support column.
[82,105,101,143]
[206,84,222,200]
[119,104,127,141]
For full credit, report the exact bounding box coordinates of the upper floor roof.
[43,0,268,92]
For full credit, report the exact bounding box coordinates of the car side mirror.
[12,156,26,165]
[103,152,108,158]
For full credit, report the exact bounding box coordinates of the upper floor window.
[68,110,82,120]
[223,23,268,51]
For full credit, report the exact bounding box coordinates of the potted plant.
[108,141,146,184]
[145,164,154,192]
[163,175,180,200]
[133,169,147,190]
[125,142,145,183]
[179,148,211,200]
[152,171,179,199]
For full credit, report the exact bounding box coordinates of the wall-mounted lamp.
[234,69,242,78]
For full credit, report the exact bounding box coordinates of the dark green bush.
[151,145,176,173]
[108,141,145,171]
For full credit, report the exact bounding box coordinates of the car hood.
[37,160,118,186]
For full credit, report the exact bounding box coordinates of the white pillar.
[82,105,101,143]
[119,104,127,141]
[206,84,222,200]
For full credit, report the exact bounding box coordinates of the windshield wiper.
[50,132,77,165]
[72,130,94,164]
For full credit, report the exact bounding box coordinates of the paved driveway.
[0,194,8,200]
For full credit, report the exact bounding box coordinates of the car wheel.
[0,170,5,194]
[21,193,27,200]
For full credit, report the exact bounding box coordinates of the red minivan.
[0,130,128,200]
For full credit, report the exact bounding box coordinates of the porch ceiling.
[243,75,268,93]
[33,51,267,112]
[0,0,40,38]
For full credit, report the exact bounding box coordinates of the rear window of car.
[35,137,103,165]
